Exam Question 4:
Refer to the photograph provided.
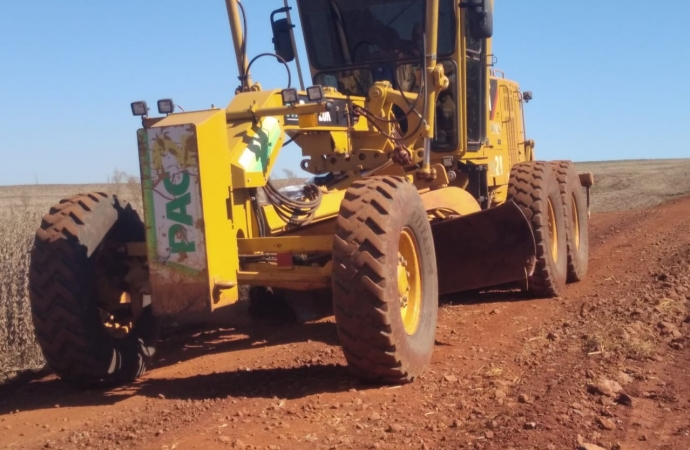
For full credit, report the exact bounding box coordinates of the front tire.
[29,193,159,388]
[332,177,438,384]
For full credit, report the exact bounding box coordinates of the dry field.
[0,208,44,375]
[0,159,688,381]
[0,178,142,380]
[577,158,690,212]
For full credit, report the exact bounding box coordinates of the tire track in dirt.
[1,197,689,450]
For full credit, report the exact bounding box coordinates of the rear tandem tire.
[508,162,568,297]
[29,193,159,388]
[550,160,589,282]
[332,176,438,384]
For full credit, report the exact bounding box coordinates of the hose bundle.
[263,180,323,227]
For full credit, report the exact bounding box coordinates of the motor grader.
[28,0,593,387]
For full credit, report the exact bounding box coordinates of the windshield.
[298,0,455,71]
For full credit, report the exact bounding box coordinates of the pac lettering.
[166,193,194,226]
[164,171,190,196]
[168,224,196,254]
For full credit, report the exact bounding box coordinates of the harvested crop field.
[577,158,690,212]
[0,159,689,450]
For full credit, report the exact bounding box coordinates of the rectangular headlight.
[306,85,324,102]
[157,99,175,115]
[131,101,148,116]
[281,88,298,105]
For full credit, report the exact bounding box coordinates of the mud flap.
[432,201,536,295]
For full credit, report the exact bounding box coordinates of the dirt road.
[1,196,689,450]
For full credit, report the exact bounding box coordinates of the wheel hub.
[100,291,136,339]
[398,228,422,335]
[94,245,147,340]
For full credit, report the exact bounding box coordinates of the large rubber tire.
[29,193,159,388]
[332,176,438,384]
[508,162,568,297]
[551,160,589,282]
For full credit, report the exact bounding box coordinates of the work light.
[306,85,324,102]
[131,101,148,116]
[157,99,175,115]
[281,88,298,105]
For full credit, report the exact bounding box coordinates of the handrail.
[490,69,505,79]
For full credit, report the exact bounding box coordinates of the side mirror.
[271,8,295,63]
[461,0,493,40]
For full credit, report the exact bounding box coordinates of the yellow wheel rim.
[547,199,558,261]
[571,194,580,250]
[99,291,135,339]
[398,227,422,335]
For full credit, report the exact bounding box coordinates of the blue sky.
[0,1,688,185]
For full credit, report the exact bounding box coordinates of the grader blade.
[432,201,537,295]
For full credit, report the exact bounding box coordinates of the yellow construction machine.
[28,0,593,387]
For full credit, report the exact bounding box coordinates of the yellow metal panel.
[231,171,267,188]
[237,236,332,254]
[195,110,240,310]
[330,130,350,154]
[238,264,331,290]
[282,217,338,238]
[489,184,509,207]
[225,90,281,116]
[231,189,253,238]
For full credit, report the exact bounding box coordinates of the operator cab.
[286,0,490,153]
[296,0,454,94]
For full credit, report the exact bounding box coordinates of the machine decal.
[284,97,351,127]
[142,125,207,273]
[238,116,281,173]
